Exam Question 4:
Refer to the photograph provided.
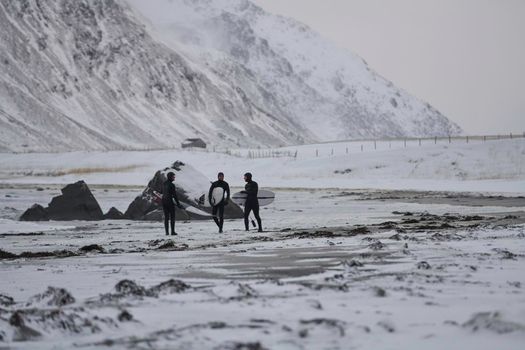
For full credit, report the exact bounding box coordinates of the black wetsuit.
[244,180,262,231]
[208,180,230,232]
[162,179,181,235]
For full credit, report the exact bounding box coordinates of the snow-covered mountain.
[0,0,461,153]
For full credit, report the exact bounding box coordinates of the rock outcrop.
[46,181,104,220]
[103,207,126,220]
[20,181,103,221]
[19,204,49,221]
[124,161,244,221]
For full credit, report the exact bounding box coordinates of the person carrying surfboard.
[162,171,183,236]
[242,172,263,232]
[208,172,230,233]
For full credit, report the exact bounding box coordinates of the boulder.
[20,204,49,221]
[20,181,104,221]
[124,195,158,220]
[46,181,103,220]
[103,207,125,220]
[124,161,243,221]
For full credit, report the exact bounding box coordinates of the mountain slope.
[0,0,461,153]
[127,0,462,140]
[0,0,312,152]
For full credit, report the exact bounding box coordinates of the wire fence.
[201,132,525,159]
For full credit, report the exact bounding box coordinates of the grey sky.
[253,0,525,134]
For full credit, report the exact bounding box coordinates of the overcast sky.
[253,0,525,134]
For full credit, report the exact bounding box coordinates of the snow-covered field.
[1,139,525,349]
[1,138,524,194]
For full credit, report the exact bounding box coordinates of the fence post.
[346,147,348,154]
[361,145,363,152]
[418,138,421,146]
[404,139,407,148]
[434,136,437,144]
[331,148,334,156]
[448,135,451,144]
[316,149,318,157]
[483,135,486,142]
[510,133,513,139]
[466,136,469,143]
[374,140,377,150]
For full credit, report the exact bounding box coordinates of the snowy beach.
[1,139,524,349]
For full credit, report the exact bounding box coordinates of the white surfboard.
[210,187,225,206]
[232,189,275,206]
[180,203,215,217]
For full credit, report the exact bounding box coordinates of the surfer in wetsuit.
[208,172,230,233]
[243,172,262,232]
[162,171,182,236]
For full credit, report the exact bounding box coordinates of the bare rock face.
[19,204,49,221]
[20,181,103,221]
[46,181,103,220]
[103,207,125,220]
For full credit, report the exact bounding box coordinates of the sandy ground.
[1,186,525,349]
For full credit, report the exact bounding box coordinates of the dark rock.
[0,249,18,259]
[117,309,133,322]
[79,244,105,253]
[23,181,104,221]
[156,240,188,251]
[219,342,267,350]
[378,221,398,229]
[46,181,103,220]
[208,321,227,329]
[417,261,431,270]
[10,311,42,341]
[19,204,49,221]
[27,287,75,307]
[0,294,15,306]
[496,249,517,260]
[124,194,158,220]
[350,226,370,235]
[18,250,78,259]
[114,280,147,297]
[368,240,385,250]
[300,318,346,336]
[10,308,117,339]
[392,211,413,216]
[148,279,191,295]
[343,259,363,268]
[103,207,125,220]
[388,233,401,240]
[373,286,387,297]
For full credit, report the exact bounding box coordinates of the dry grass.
[62,165,144,175]
[10,165,146,177]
